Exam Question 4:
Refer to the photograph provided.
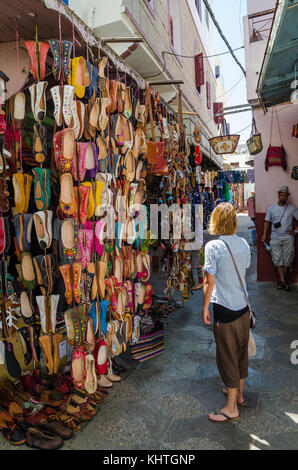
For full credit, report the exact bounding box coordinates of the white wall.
[247,0,276,16]
[254,105,298,214]
[69,0,123,29]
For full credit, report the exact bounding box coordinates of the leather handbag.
[221,240,257,329]
[291,166,298,180]
[144,85,168,175]
[209,119,240,155]
[265,108,287,171]
[246,118,263,155]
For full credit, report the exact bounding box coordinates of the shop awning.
[257,0,298,106]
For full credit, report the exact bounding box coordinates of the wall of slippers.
[0,19,195,448]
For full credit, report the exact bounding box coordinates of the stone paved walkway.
[2,215,298,450]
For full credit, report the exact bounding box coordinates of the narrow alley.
[56,215,298,451]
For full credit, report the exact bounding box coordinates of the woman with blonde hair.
[202,202,251,423]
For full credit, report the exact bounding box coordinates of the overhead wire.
[143,46,244,80]
[202,0,246,77]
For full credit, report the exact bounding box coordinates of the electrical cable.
[143,46,244,79]
[216,75,244,100]
[202,0,246,77]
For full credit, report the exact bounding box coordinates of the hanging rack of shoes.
[0,0,202,449]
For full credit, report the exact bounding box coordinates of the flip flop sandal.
[209,410,240,423]
[282,282,291,291]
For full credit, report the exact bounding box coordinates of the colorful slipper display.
[0,23,202,452]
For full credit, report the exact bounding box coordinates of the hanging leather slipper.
[4,339,22,379]
[12,92,26,130]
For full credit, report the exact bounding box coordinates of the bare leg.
[222,378,246,405]
[238,379,245,404]
[277,266,285,283]
[209,387,239,422]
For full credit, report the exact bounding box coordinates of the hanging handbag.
[209,119,240,155]
[221,240,257,329]
[145,86,168,175]
[129,320,165,362]
[246,118,263,155]
[265,108,287,171]
[292,124,298,138]
[291,166,298,180]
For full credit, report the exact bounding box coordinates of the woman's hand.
[202,309,211,325]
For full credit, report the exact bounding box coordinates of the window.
[195,0,202,20]
[206,81,211,109]
[169,16,174,47]
[194,53,204,93]
[215,65,220,79]
[205,7,210,29]
[213,103,224,124]
[168,0,182,57]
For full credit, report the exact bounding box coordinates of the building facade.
[68,0,227,168]
[244,0,298,282]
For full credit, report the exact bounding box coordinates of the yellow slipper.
[70,57,86,99]
[12,173,26,214]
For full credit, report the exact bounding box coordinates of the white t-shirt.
[204,235,251,311]
[265,203,298,239]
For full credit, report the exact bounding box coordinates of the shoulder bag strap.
[278,204,288,224]
[221,240,253,315]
